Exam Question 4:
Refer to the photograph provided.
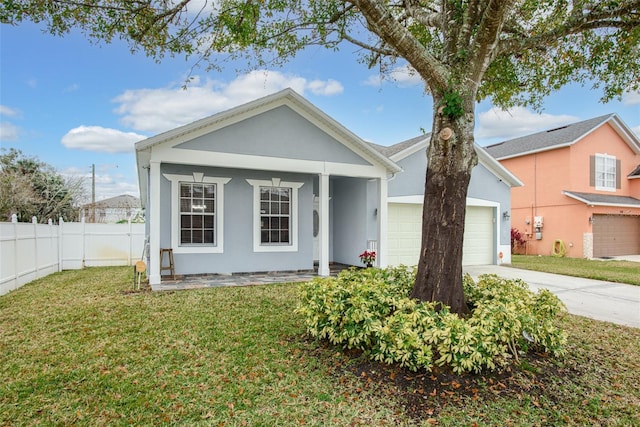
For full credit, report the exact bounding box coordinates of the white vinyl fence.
[0,215,145,296]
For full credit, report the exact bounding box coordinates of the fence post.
[58,217,64,272]
[48,219,54,273]
[32,216,39,280]
[81,216,86,268]
[11,214,18,292]
[128,216,133,266]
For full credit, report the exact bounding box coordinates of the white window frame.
[246,178,304,252]
[595,153,616,192]
[179,181,217,246]
[163,173,231,254]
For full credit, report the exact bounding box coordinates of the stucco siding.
[387,150,426,197]
[389,149,512,247]
[159,163,314,275]
[503,148,571,236]
[569,123,640,194]
[175,106,372,166]
[332,178,369,266]
[468,164,512,246]
[502,122,640,257]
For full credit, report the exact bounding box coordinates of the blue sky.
[1,21,639,203]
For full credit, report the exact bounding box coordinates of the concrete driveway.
[463,265,640,328]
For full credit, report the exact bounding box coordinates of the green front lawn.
[511,255,640,286]
[2,267,639,426]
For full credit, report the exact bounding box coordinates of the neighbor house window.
[180,182,216,245]
[246,178,304,252]
[595,154,617,191]
[163,173,231,254]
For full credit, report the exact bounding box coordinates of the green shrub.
[297,268,567,374]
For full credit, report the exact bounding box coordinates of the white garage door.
[462,206,495,266]
[387,203,494,267]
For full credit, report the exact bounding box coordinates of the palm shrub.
[297,268,567,373]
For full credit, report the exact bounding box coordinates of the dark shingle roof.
[563,191,640,207]
[629,164,640,178]
[485,114,615,160]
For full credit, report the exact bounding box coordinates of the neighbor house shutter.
[616,159,621,189]
[589,155,595,187]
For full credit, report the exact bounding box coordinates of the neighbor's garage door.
[593,214,640,258]
[387,204,494,266]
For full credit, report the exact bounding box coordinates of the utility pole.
[91,164,95,223]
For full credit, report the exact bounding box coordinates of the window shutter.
[616,159,621,189]
[589,155,595,187]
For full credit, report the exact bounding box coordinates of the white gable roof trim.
[475,145,524,188]
[135,88,401,174]
[387,135,523,188]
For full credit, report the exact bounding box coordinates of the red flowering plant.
[359,250,376,266]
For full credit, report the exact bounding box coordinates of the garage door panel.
[593,215,640,257]
[388,203,494,267]
[462,206,494,266]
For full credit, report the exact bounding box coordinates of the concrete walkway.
[464,265,640,328]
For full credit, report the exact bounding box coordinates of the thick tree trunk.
[410,104,477,315]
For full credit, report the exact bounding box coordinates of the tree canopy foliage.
[0,148,84,223]
[3,0,638,313]
[3,1,637,106]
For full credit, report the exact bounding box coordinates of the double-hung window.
[247,178,304,252]
[260,186,291,245]
[163,173,231,254]
[595,154,617,191]
[180,182,216,245]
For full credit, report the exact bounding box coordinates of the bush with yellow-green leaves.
[297,267,567,373]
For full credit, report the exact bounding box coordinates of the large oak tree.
[3,0,638,313]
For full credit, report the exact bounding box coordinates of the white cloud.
[0,105,20,118]
[62,166,140,201]
[390,65,423,87]
[622,90,640,106]
[112,70,344,134]
[308,79,343,96]
[61,125,147,153]
[364,75,383,87]
[0,121,20,141]
[476,107,579,140]
[364,64,423,88]
[0,106,21,141]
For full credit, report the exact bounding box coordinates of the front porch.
[152,263,352,291]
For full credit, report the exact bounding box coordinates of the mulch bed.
[332,347,581,423]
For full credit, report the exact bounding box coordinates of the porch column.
[318,173,330,276]
[377,176,388,268]
[149,161,161,285]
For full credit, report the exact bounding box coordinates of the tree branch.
[403,0,441,28]
[498,1,640,56]
[351,0,448,90]
[342,33,397,57]
[465,0,517,88]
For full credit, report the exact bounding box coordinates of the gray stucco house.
[371,136,522,267]
[135,89,521,285]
